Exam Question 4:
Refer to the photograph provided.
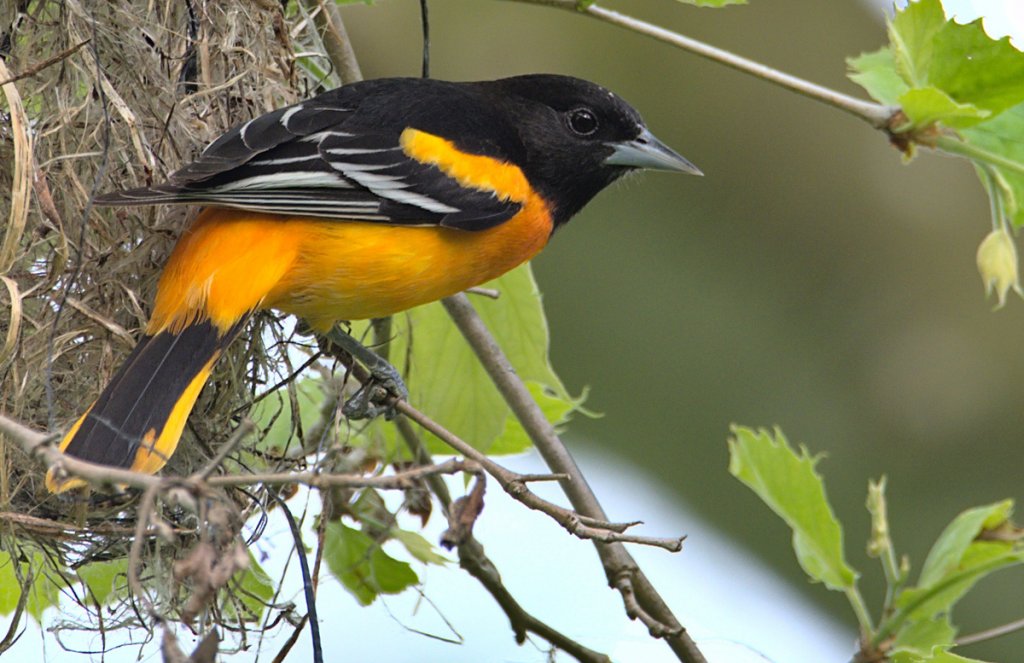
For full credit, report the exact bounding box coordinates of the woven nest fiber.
[0,0,327,538]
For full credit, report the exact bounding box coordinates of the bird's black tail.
[46,317,247,492]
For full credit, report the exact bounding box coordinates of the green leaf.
[324,522,418,605]
[728,426,857,591]
[850,0,1024,130]
[897,541,1024,624]
[848,48,909,107]
[674,0,747,7]
[0,551,20,615]
[963,104,1024,226]
[0,550,65,621]
[919,500,1012,587]
[928,14,1024,118]
[892,648,988,663]
[231,550,275,621]
[250,374,326,456]
[888,0,946,87]
[881,501,1023,650]
[355,264,580,456]
[77,559,127,606]
[898,86,988,129]
[11,551,64,622]
[893,614,956,656]
[392,529,450,566]
[487,381,581,454]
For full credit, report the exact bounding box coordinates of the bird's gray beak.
[604,128,702,175]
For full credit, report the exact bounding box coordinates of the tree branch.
[390,397,684,552]
[458,537,611,662]
[505,0,896,130]
[206,458,476,489]
[391,399,611,662]
[0,412,484,494]
[301,0,363,85]
[0,413,165,491]
[442,293,706,663]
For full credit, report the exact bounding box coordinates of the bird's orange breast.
[148,197,552,335]
[268,197,552,328]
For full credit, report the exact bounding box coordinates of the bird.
[45,74,701,493]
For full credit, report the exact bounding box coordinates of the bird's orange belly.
[148,199,553,336]
[149,198,552,336]
[268,203,552,327]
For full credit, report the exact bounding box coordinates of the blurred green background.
[342,1,1024,659]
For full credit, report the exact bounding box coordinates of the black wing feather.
[96,83,521,231]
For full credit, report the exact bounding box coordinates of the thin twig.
[391,405,610,662]
[191,419,256,480]
[241,349,324,413]
[271,616,308,663]
[956,616,1024,647]
[0,39,91,87]
[0,413,473,496]
[441,293,704,663]
[419,0,430,79]
[302,0,363,84]
[268,492,323,663]
[506,0,896,129]
[390,398,683,551]
[207,457,473,489]
[127,483,160,618]
[0,511,191,539]
[612,571,675,638]
[0,412,165,491]
[465,286,501,299]
[514,472,571,483]
[459,538,611,662]
[0,563,28,654]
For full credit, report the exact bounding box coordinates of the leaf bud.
[977,228,1022,308]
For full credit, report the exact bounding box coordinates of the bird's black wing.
[97,87,521,231]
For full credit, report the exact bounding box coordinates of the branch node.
[440,474,486,549]
[613,572,683,639]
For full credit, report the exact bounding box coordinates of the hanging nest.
[0,0,347,645]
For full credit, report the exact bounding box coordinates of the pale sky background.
[9,2,1023,662]
[926,0,1024,47]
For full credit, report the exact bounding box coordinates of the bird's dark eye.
[566,108,599,136]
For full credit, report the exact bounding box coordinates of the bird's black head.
[482,74,701,226]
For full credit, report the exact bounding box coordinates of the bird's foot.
[321,324,408,420]
[341,361,408,421]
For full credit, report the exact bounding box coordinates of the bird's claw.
[342,365,408,421]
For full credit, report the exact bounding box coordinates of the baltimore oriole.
[45,74,700,493]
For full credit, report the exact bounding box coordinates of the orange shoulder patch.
[400,129,531,203]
